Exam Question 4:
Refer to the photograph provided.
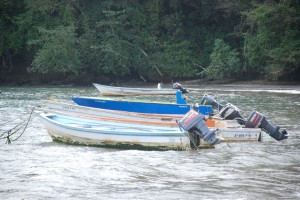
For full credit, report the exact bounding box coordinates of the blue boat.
[72,91,212,115]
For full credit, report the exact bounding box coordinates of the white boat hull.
[40,113,191,150]
[93,83,177,96]
[39,113,262,150]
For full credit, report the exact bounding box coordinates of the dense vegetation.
[0,0,299,85]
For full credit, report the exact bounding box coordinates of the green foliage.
[0,0,25,71]
[1,0,299,83]
[151,41,199,78]
[243,1,300,80]
[205,39,241,80]
[28,26,82,75]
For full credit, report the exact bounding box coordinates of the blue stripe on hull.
[72,97,191,115]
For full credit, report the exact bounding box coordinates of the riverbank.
[181,78,300,86]
[0,76,299,87]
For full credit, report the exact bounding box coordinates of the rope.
[0,123,25,138]
[226,142,231,148]
[2,123,26,144]
[186,132,200,150]
[0,107,35,144]
[215,131,231,148]
[177,120,200,150]
[12,107,35,142]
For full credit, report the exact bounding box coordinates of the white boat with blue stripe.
[39,111,262,151]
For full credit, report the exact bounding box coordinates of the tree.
[0,0,25,75]
[1,0,299,84]
[242,1,300,80]
[28,26,82,75]
[205,39,241,80]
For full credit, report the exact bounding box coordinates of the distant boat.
[92,82,188,96]
[39,112,262,151]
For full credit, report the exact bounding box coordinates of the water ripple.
[0,86,299,199]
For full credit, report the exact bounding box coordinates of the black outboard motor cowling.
[201,95,245,124]
[219,103,245,121]
[245,111,288,141]
[178,110,222,146]
[172,82,188,94]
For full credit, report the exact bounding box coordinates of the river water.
[0,85,299,200]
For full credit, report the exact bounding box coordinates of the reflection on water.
[0,85,299,200]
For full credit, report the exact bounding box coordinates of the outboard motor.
[200,95,224,111]
[178,110,222,148]
[200,95,288,141]
[245,111,288,141]
[219,103,245,122]
[201,95,244,122]
[173,82,188,94]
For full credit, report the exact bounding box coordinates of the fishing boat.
[38,111,262,151]
[72,91,212,115]
[42,100,182,126]
[92,82,187,96]
[42,100,236,128]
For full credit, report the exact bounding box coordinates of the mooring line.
[2,123,26,144]
[186,132,200,150]
[12,107,35,142]
[0,123,25,138]
[0,107,36,144]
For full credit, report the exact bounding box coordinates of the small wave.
[240,89,300,94]
[190,88,300,94]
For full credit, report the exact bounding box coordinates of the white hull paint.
[40,113,190,150]
[39,113,262,150]
[93,83,177,96]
